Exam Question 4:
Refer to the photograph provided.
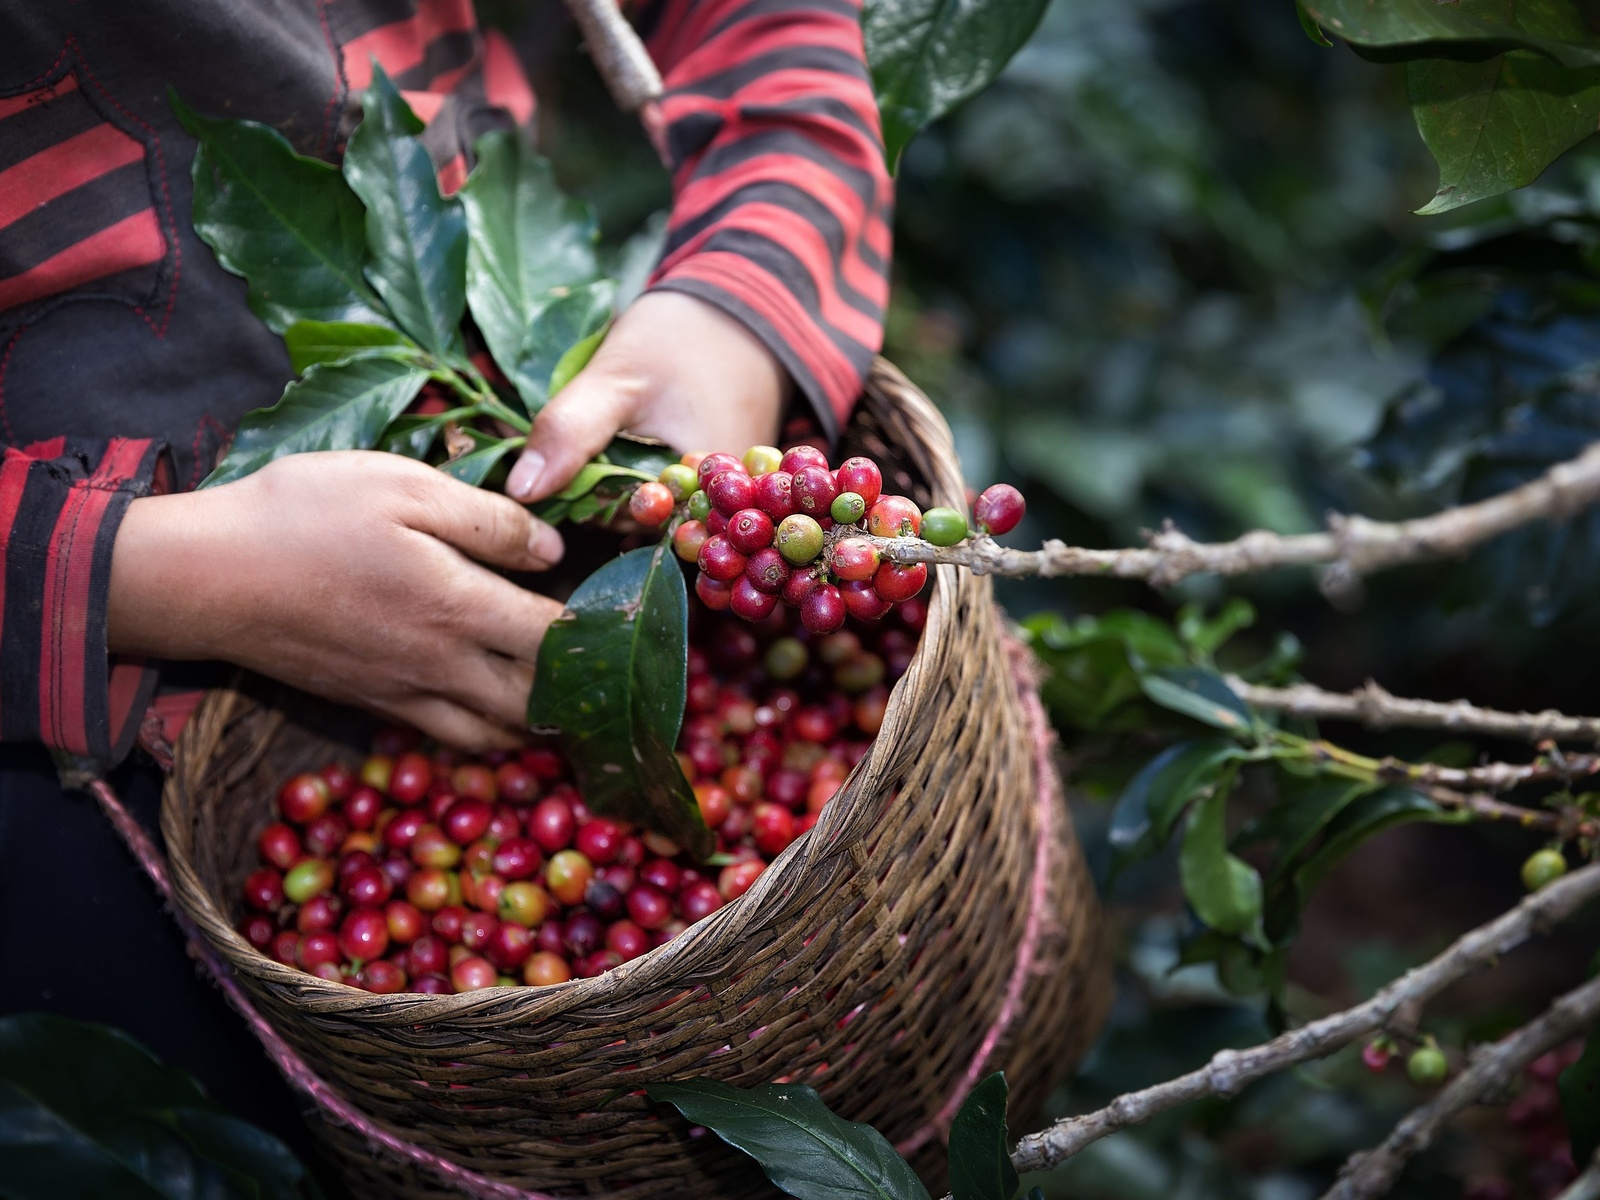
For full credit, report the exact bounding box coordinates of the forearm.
[107,490,232,661]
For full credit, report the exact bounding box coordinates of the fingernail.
[529,521,564,567]
[507,449,546,501]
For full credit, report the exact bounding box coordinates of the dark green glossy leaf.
[948,1074,1017,1200]
[0,1013,317,1200]
[520,283,616,410]
[461,130,601,408]
[1293,788,1467,896]
[1409,53,1600,214]
[1108,739,1247,869]
[1295,0,1333,49]
[379,407,476,459]
[439,430,523,487]
[648,1079,931,1200]
[1559,1029,1599,1164]
[1305,0,1600,69]
[201,357,429,487]
[343,68,467,354]
[548,323,608,397]
[1179,768,1265,944]
[1248,777,1378,880]
[1139,667,1253,733]
[283,320,416,374]
[527,545,712,856]
[173,94,386,333]
[1020,610,1189,731]
[863,0,1050,163]
[602,436,677,480]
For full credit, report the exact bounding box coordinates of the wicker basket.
[160,360,1110,1199]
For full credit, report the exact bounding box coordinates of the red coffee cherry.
[973,483,1025,535]
[840,579,893,621]
[243,868,284,912]
[731,577,779,622]
[790,465,839,518]
[782,568,822,608]
[607,920,651,961]
[696,452,745,489]
[866,496,922,538]
[873,561,928,602]
[718,859,765,901]
[698,535,748,583]
[831,537,880,582]
[523,950,572,986]
[451,955,498,992]
[779,445,830,475]
[629,481,675,526]
[727,508,776,555]
[695,573,734,610]
[754,471,795,519]
[345,786,383,831]
[257,823,302,871]
[706,471,756,517]
[745,547,790,594]
[278,773,330,825]
[801,584,847,634]
[338,907,391,963]
[673,519,709,563]
[388,752,434,805]
[834,457,883,507]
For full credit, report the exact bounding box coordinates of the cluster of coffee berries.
[1459,1042,1584,1200]
[626,445,1025,634]
[238,600,921,994]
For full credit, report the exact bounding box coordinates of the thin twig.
[1556,1148,1600,1200]
[558,0,663,110]
[1229,677,1600,747]
[1414,783,1598,841]
[996,862,1600,1180]
[1321,973,1600,1200]
[1381,752,1600,794]
[868,440,1600,589]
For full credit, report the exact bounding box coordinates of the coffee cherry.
[382,809,427,851]
[342,865,393,909]
[452,764,498,806]
[727,508,776,555]
[695,574,734,610]
[240,914,276,951]
[431,904,469,943]
[731,578,779,622]
[564,911,604,957]
[873,561,928,603]
[269,930,301,965]
[839,579,892,621]
[754,471,796,520]
[461,838,496,879]
[527,797,575,853]
[678,879,724,922]
[279,773,331,825]
[283,858,335,905]
[412,974,451,994]
[496,881,549,927]
[698,535,748,583]
[243,868,284,912]
[339,907,390,963]
[743,547,789,595]
[718,859,765,901]
[345,786,383,831]
[801,584,847,634]
[866,495,922,538]
[1522,848,1568,891]
[707,471,756,518]
[1408,1044,1449,1088]
[751,803,796,857]
[626,882,673,930]
[389,753,434,805]
[320,761,355,801]
[780,445,830,475]
[576,818,624,865]
[451,955,498,992]
[461,911,499,952]
[406,867,458,911]
[523,951,572,986]
[468,873,506,916]
[782,568,822,608]
[694,782,733,827]
[835,457,883,507]
[359,754,393,793]
[356,960,405,993]
[791,466,839,519]
[298,931,342,970]
[258,823,302,871]
[443,798,492,846]
[763,637,808,681]
[973,484,1025,535]
[576,949,624,978]
[776,514,825,565]
[743,445,784,475]
[687,490,713,522]
[486,921,534,971]
[697,452,746,489]
[658,462,699,500]
[854,686,889,735]
[921,507,967,546]
[1362,1041,1392,1073]
[831,537,880,582]
[831,491,867,524]
[302,813,348,859]
[546,850,595,906]
[607,919,651,961]
[385,900,426,944]
[406,934,450,978]
[486,837,538,881]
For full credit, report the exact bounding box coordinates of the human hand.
[504,290,791,502]
[108,451,565,751]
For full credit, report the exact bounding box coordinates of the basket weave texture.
[161,360,1110,1199]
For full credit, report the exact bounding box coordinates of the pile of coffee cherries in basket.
[236,444,1024,992]
[626,443,1025,632]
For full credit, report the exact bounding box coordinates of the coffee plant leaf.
[342,67,467,356]
[461,130,602,408]
[863,0,1050,164]
[0,1013,318,1200]
[174,94,387,334]
[1245,777,1378,881]
[283,320,416,374]
[1305,0,1600,68]
[1408,52,1600,214]
[1138,667,1253,733]
[1293,787,1466,898]
[948,1073,1018,1200]
[439,429,523,487]
[601,436,677,480]
[1179,768,1266,945]
[1108,739,1250,872]
[648,1079,932,1200]
[1559,1027,1599,1163]
[548,321,609,398]
[202,357,430,487]
[528,544,713,857]
[1295,1,1334,49]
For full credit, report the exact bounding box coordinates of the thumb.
[505,369,641,503]
[410,474,565,570]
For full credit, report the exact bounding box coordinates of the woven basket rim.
[161,356,974,1026]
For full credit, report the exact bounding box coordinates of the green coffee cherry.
[921,506,968,546]
[764,637,808,680]
[687,490,712,522]
[1521,848,1568,891]
[1407,1044,1449,1088]
[776,514,825,564]
[743,445,784,476]
[658,463,699,501]
[831,491,867,524]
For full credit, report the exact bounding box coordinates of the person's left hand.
[504,290,791,503]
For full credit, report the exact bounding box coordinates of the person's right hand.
[108,451,566,751]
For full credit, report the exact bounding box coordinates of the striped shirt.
[0,0,891,763]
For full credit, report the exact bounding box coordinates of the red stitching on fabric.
[5,40,71,94]
[0,324,25,443]
[68,36,183,337]
[187,414,226,490]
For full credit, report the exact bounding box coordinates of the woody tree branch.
[558,0,663,111]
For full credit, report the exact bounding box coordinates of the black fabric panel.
[0,85,107,175]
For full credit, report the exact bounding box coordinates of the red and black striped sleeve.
[640,0,893,439]
[0,437,166,763]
